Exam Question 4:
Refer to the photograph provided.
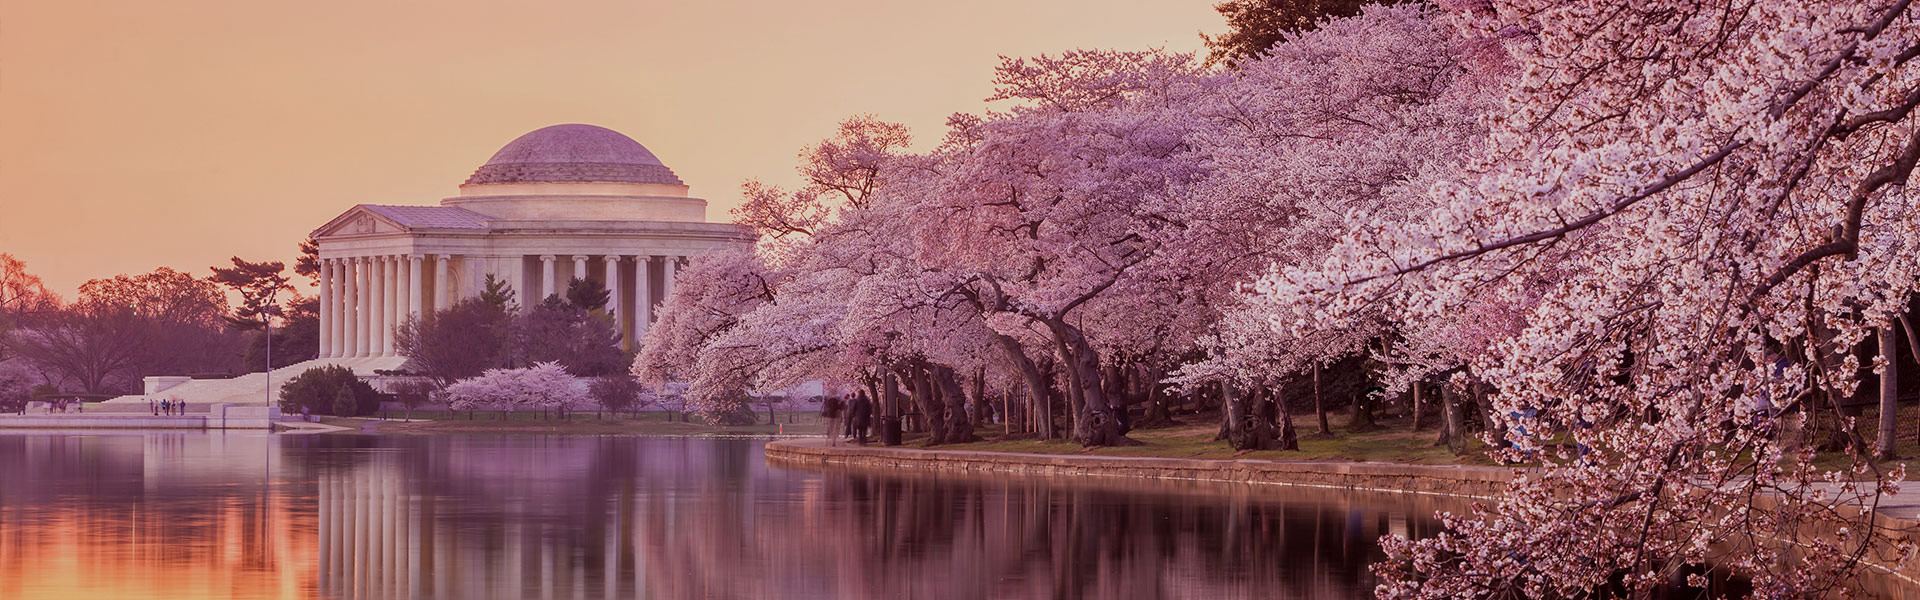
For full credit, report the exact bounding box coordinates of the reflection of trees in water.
[0,433,315,598]
[757,473,1449,599]
[597,459,1457,599]
[309,437,1458,599]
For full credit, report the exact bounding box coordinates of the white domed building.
[309,124,754,368]
[104,124,749,414]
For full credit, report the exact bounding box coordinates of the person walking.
[821,394,846,446]
[848,391,874,445]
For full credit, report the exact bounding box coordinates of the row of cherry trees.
[638,0,1919,595]
[638,5,1493,445]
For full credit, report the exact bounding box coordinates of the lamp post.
[264,285,281,408]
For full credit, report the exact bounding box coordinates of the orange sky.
[0,0,1221,298]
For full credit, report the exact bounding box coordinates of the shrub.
[590,375,646,416]
[279,365,381,417]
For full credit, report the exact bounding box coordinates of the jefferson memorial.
[116,124,753,408]
[311,123,753,363]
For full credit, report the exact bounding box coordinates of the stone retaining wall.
[765,439,1515,499]
[0,415,209,429]
[0,404,282,430]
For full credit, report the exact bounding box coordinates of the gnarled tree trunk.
[1045,318,1132,447]
[1274,388,1299,451]
[1137,368,1177,428]
[1411,381,1425,431]
[1219,381,1271,451]
[935,365,977,444]
[970,366,991,427]
[993,333,1053,440]
[1313,362,1331,436]
[908,362,948,444]
[1440,381,1468,455]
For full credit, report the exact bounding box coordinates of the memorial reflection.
[1,433,1464,599]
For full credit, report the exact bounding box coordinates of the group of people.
[149,398,186,416]
[40,398,79,414]
[821,391,875,444]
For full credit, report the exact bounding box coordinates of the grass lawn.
[909,412,1500,465]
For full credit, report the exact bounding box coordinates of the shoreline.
[764,438,1514,500]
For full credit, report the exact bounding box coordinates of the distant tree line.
[0,250,319,396]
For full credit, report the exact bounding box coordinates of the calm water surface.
[0,432,1461,599]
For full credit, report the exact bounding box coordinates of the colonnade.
[317,255,428,358]
[317,254,689,359]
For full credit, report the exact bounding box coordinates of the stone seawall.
[764,439,1514,499]
[0,415,210,429]
[0,404,282,430]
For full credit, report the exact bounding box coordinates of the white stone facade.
[310,124,754,359]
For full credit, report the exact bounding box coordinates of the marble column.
[604,255,623,348]
[635,256,653,340]
[394,257,409,354]
[330,259,345,357]
[408,256,424,320]
[369,256,384,357]
[318,259,334,358]
[572,255,588,283]
[335,260,347,359]
[354,258,371,358]
[388,256,403,355]
[539,255,556,301]
[434,255,451,311]
[395,255,411,331]
[663,256,678,303]
[372,257,389,357]
[361,257,377,358]
[388,256,404,355]
[506,256,525,309]
[335,259,350,358]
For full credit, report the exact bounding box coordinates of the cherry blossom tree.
[444,362,592,416]
[1251,0,1920,596]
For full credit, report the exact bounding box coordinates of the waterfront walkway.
[0,402,283,429]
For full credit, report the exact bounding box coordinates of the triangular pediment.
[312,206,407,239]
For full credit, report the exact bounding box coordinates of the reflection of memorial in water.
[310,437,745,600]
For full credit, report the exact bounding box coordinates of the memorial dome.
[464,124,684,186]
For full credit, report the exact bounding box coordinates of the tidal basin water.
[0,433,1463,599]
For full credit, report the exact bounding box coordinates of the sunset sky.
[0,0,1221,297]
